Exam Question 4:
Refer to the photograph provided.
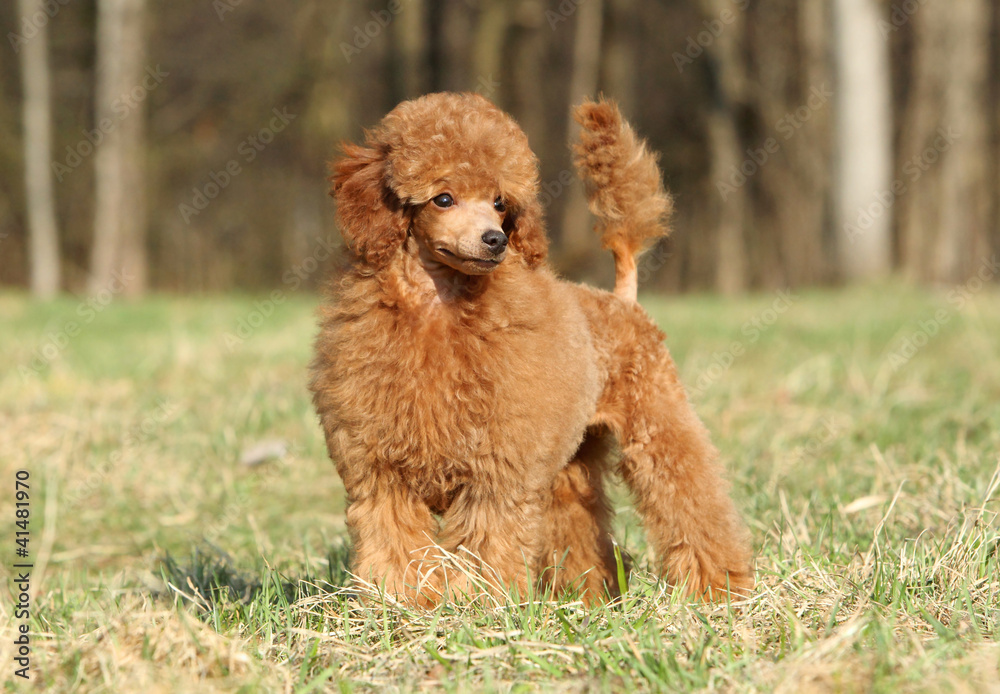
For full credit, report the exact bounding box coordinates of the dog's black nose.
[481,229,508,255]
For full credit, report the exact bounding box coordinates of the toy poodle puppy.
[310,92,753,605]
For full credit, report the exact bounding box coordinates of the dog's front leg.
[434,485,547,602]
[345,479,442,606]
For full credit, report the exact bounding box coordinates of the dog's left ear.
[504,199,549,268]
[329,143,409,267]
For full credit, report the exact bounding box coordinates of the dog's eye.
[432,193,454,208]
[494,197,507,213]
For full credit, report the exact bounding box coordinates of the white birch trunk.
[89,0,148,296]
[18,0,61,298]
[832,0,893,279]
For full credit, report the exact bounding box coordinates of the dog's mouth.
[436,248,504,274]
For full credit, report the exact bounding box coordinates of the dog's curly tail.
[572,98,673,302]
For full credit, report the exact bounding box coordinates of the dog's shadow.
[156,543,353,614]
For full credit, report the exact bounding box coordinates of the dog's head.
[330,92,548,273]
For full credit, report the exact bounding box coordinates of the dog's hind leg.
[596,340,754,600]
[538,429,622,604]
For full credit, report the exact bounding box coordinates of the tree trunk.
[602,0,637,116]
[18,0,61,298]
[389,0,426,99]
[705,108,748,295]
[832,0,893,279]
[897,0,991,282]
[471,0,508,99]
[700,0,748,294]
[559,0,604,267]
[426,0,474,92]
[507,1,549,192]
[779,0,831,286]
[90,0,148,296]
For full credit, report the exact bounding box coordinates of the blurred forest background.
[1,0,998,297]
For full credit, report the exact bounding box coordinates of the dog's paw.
[664,545,755,601]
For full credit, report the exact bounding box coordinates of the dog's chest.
[328,301,600,499]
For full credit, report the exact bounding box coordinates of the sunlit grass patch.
[0,283,998,692]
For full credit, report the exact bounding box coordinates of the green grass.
[1,282,998,692]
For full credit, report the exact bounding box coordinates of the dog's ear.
[329,143,408,267]
[505,198,549,268]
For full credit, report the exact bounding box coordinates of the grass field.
[1,282,998,692]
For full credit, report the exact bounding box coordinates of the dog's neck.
[394,236,490,307]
